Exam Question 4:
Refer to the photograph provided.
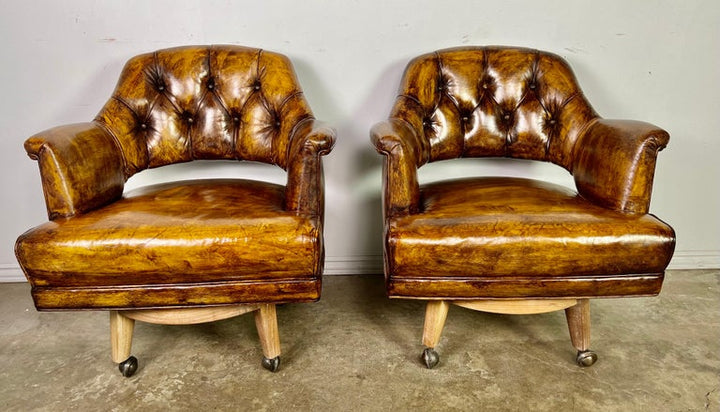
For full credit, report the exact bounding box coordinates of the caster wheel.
[576,350,598,367]
[262,356,280,372]
[421,348,440,369]
[118,356,138,377]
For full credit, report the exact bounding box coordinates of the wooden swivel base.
[421,298,597,369]
[110,304,281,377]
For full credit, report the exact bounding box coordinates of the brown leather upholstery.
[387,177,673,298]
[371,46,674,368]
[16,45,335,310]
[16,180,321,309]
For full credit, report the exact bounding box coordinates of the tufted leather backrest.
[95,45,314,177]
[390,46,598,170]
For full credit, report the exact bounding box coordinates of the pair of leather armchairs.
[15,45,675,377]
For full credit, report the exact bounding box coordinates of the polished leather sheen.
[372,46,675,299]
[16,45,335,310]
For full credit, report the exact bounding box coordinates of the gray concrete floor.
[0,270,718,411]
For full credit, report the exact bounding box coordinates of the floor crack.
[706,386,719,410]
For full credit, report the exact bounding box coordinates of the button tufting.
[140,123,147,130]
[253,81,261,91]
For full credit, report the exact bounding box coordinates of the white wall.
[1,0,718,281]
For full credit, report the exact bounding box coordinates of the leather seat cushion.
[16,179,321,288]
[387,177,675,279]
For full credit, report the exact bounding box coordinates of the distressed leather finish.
[387,177,674,298]
[17,45,335,310]
[372,46,675,299]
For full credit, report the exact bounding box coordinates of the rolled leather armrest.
[24,122,125,220]
[573,119,669,214]
[370,118,422,217]
[285,118,336,216]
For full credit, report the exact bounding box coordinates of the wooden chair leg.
[254,304,281,372]
[110,311,138,377]
[421,300,450,369]
[565,298,598,367]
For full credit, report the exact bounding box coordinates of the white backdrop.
[1,0,719,280]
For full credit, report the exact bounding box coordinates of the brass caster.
[118,356,138,377]
[262,356,280,372]
[576,350,598,367]
[421,348,440,369]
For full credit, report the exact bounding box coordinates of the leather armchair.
[15,45,335,376]
[371,46,675,368]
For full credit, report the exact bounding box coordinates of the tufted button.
[181,110,194,125]
[253,80,261,91]
[529,83,536,90]
[207,79,215,90]
[157,85,165,91]
[503,114,511,120]
[229,111,241,126]
[140,123,147,130]
[482,83,489,90]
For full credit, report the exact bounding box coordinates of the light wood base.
[420,298,593,365]
[255,304,281,359]
[110,310,135,363]
[109,304,281,365]
[565,298,591,351]
[122,305,261,325]
[453,299,578,314]
[422,300,450,348]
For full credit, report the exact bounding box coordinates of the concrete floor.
[0,270,718,411]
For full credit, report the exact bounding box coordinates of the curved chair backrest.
[95,45,314,178]
[390,46,598,170]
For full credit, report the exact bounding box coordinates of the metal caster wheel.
[421,348,440,369]
[576,350,598,367]
[262,356,280,372]
[118,356,138,377]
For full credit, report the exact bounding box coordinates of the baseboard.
[0,251,717,282]
[323,255,384,275]
[666,250,720,270]
[0,264,25,282]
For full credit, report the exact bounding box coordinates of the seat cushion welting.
[16,179,321,289]
[386,177,674,297]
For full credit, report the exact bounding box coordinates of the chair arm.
[285,118,336,217]
[24,122,125,220]
[370,119,422,217]
[572,119,669,214]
